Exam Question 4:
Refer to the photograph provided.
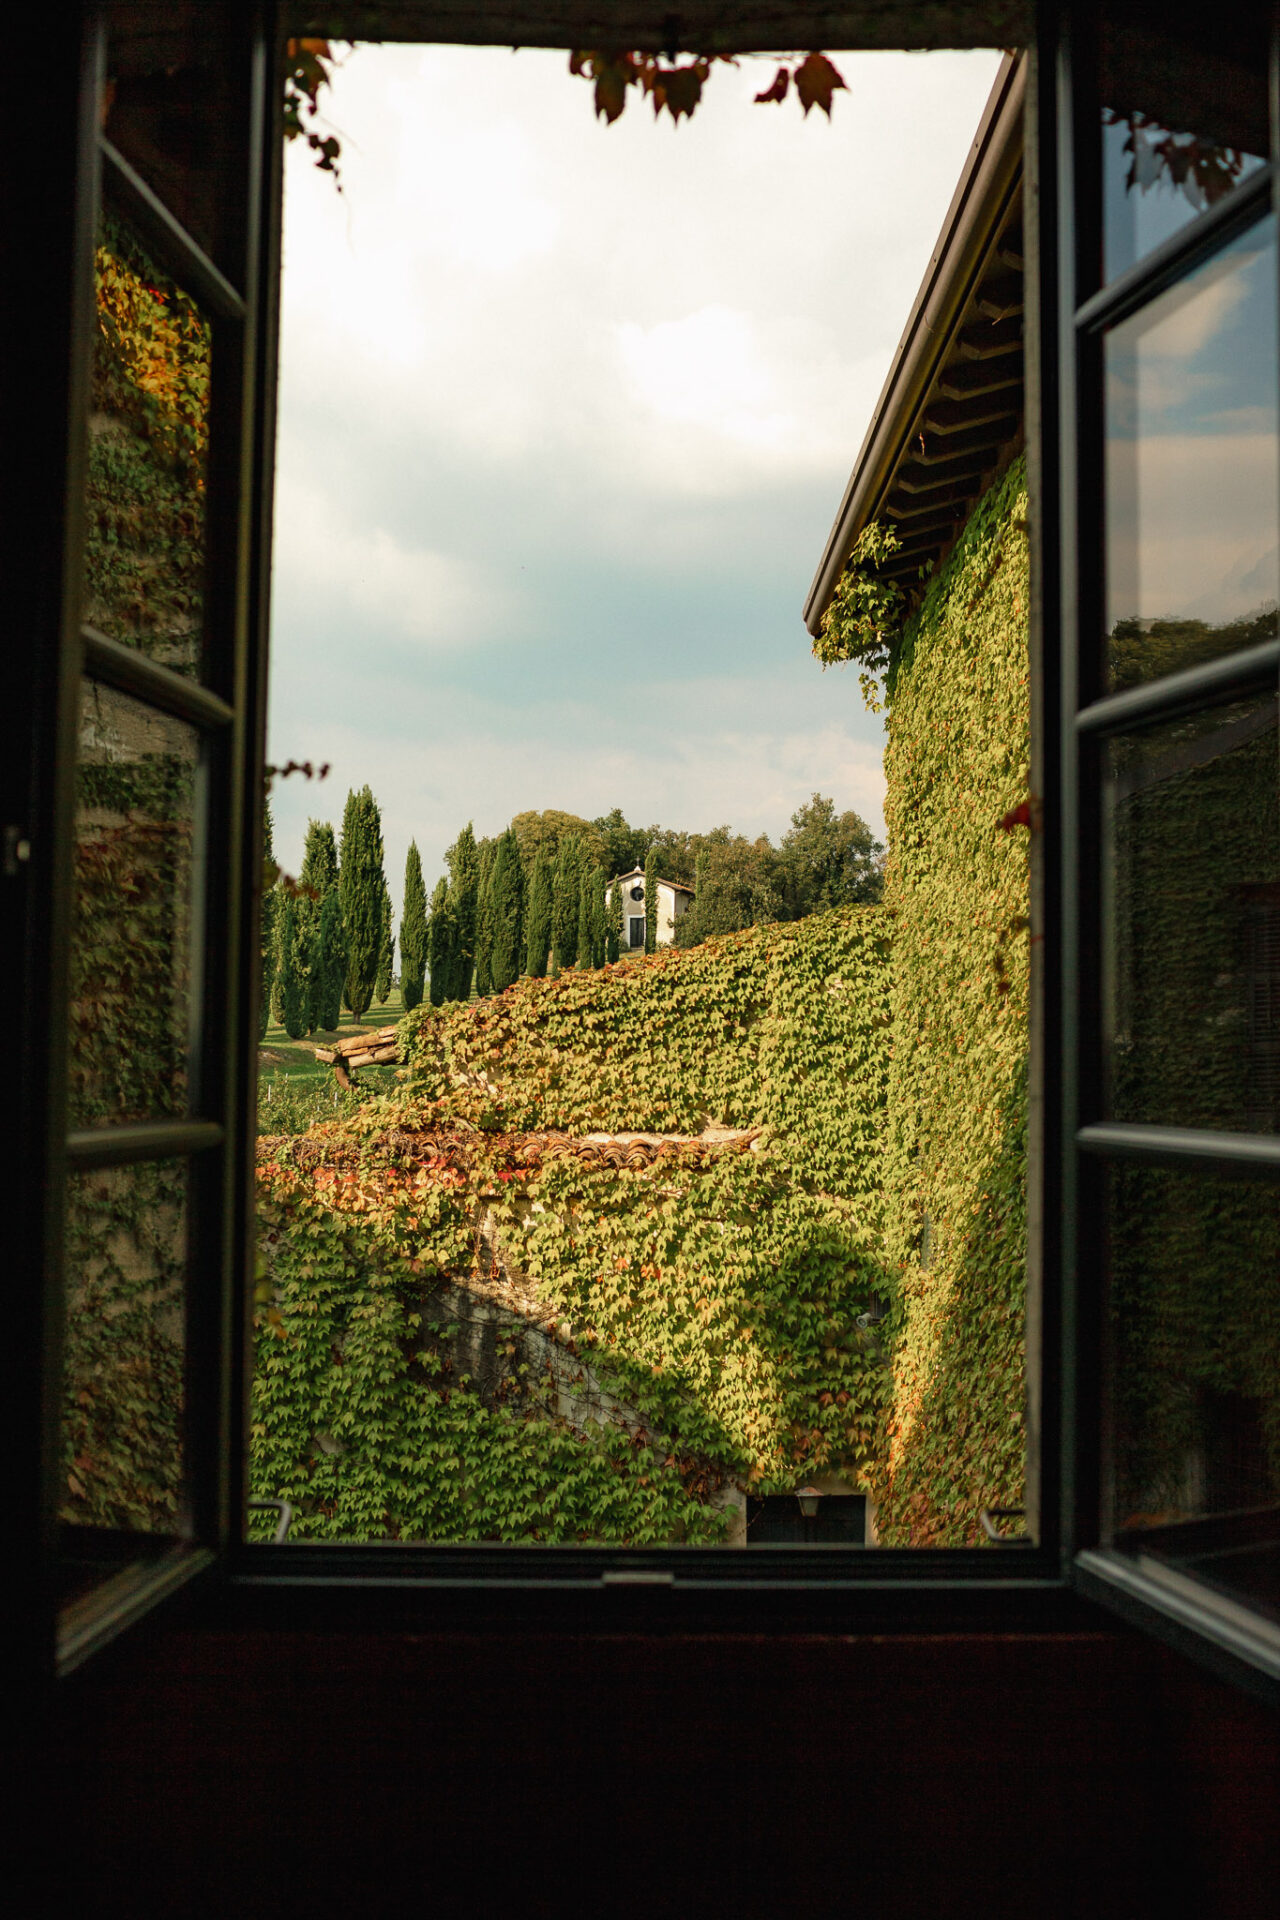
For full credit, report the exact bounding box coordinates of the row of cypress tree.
[260,795,666,1040]
[424,824,630,1007]
[261,786,398,1041]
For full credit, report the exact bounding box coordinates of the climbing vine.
[251,908,893,1541]
[870,455,1032,1545]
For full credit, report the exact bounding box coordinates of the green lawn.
[258,986,406,1083]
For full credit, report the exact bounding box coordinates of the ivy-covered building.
[804,53,1032,1544]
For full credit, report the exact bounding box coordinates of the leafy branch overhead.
[568,49,848,125]
[283,37,343,181]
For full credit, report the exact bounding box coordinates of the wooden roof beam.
[912,416,1019,463]
[935,355,1023,401]
[956,314,1023,360]
[922,393,1022,434]
[974,272,1024,320]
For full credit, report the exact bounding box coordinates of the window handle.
[248,1499,294,1544]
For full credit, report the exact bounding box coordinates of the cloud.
[269,41,1004,914]
[1107,430,1279,624]
[272,474,516,646]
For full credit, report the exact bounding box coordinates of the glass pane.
[1104,217,1279,692]
[1103,691,1280,1132]
[105,17,247,276]
[1105,1161,1280,1621]
[84,208,211,678]
[1102,114,1266,285]
[59,1158,189,1565]
[70,682,201,1128]
[1100,11,1269,284]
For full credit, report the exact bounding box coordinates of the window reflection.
[1102,109,1264,283]
[60,1158,189,1541]
[1105,217,1279,691]
[1105,1161,1280,1619]
[1103,692,1280,1133]
[85,210,211,678]
[70,682,201,1127]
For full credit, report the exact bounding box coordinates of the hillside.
[253,906,893,1544]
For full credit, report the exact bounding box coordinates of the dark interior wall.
[53,1623,1279,1918]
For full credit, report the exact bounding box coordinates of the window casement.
[9,1,1279,1705]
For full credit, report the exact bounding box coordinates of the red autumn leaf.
[755,66,790,105]
[594,58,631,123]
[653,64,705,122]
[794,52,848,119]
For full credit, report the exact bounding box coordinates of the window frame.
[13,0,1280,1707]
[1052,1,1280,1698]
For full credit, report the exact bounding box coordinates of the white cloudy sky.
[268,41,1003,909]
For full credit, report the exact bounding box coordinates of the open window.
[12,1,1280,1703]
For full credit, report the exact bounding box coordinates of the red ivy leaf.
[654,63,705,123]
[794,52,848,119]
[997,801,1032,833]
[754,66,790,105]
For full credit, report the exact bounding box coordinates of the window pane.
[1103,690,1280,1132]
[85,209,211,678]
[59,1158,189,1555]
[1104,1161,1280,1620]
[70,681,201,1127]
[104,15,248,282]
[1102,115,1266,286]
[1100,11,1268,284]
[1104,216,1279,692]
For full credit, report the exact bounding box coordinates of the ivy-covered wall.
[251,908,894,1541]
[871,455,1032,1545]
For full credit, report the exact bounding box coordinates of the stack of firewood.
[314,1026,400,1088]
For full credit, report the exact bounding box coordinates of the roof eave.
[802,49,1026,637]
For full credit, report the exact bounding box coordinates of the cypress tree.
[446,823,480,1000]
[269,878,289,1025]
[400,841,428,1012]
[605,879,622,963]
[489,828,525,992]
[644,847,659,954]
[298,821,339,1032]
[552,835,581,972]
[589,865,606,967]
[300,819,339,907]
[427,876,454,1008]
[338,786,385,1020]
[473,838,497,998]
[260,805,278,1040]
[525,847,553,978]
[310,886,346,1031]
[576,866,591,970]
[278,892,307,1040]
[375,872,394,1006]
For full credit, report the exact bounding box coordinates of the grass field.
[258,987,406,1131]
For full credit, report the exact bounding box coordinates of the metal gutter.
[802,49,1026,635]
